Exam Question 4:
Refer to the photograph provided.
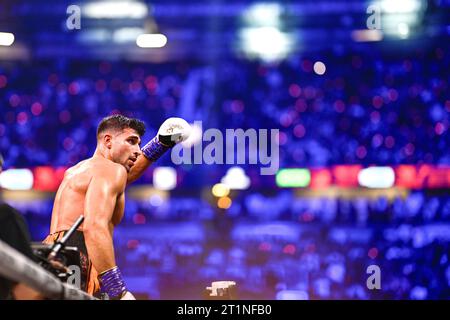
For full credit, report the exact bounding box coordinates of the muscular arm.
[83,167,127,273]
[127,155,153,185]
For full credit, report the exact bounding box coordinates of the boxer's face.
[109,127,142,172]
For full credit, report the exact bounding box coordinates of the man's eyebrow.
[128,135,142,144]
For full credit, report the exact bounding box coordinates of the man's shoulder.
[91,160,127,187]
[95,160,126,175]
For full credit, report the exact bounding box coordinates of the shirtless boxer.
[43,115,190,299]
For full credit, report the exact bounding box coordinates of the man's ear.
[103,134,113,149]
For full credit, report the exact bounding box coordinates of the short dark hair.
[97,114,146,139]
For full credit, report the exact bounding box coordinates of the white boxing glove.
[141,117,191,161]
[157,117,191,147]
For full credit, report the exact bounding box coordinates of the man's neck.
[93,147,112,161]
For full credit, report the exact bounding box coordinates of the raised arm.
[126,117,191,185]
[127,152,153,185]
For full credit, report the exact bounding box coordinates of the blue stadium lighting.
[83,1,148,19]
